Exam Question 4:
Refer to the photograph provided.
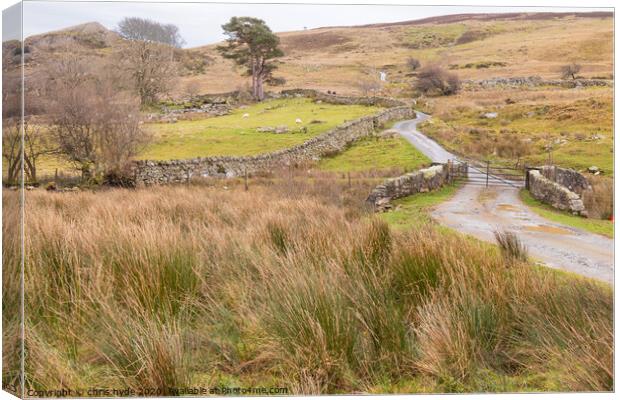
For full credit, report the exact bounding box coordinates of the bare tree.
[182,81,200,101]
[414,65,460,96]
[2,74,56,185]
[117,17,185,48]
[116,17,181,106]
[560,62,581,80]
[406,57,421,71]
[2,119,21,185]
[2,119,56,185]
[46,56,149,181]
[119,40,177,106]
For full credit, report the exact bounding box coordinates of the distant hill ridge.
[5,11,613,96]
[345,11,613,28]
[21,11,614,42]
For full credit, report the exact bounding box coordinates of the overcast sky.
[2,1,612,47]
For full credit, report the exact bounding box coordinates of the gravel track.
[392,112,614,283]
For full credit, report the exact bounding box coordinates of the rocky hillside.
[3,22,120,69]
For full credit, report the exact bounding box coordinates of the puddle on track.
[523,225,573,235]
[497,203,521,212]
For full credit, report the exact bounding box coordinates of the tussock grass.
[2,177,612,394]
[494,230,529,264]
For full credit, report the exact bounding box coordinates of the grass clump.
[3,177,612,394]
[494,230,528,264]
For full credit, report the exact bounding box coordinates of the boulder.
[379,129,400,139]
[257,126,276,133]
[275,125,289,134]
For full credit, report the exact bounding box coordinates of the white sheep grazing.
[295,118,302,124]
[242,113,250,118]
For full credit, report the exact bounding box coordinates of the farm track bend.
[392,112,614,283]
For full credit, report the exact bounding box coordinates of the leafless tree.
[45,56,150,181]
[2,74,56,185]
[2,119,22,185]
[560,62,581,80]
[406,57,421,71]
[2,119,56,185]
[118,40,178,106]
[117,17,185,48]
[182,81,200,101]
[414,65,460,96]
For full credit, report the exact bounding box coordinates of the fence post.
[244,167,248,191]
[524,166,529,190]
[486,161,490,187]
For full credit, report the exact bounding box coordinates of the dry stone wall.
[366,162,468,211]
[279,89,406,108]
[527,166,589,216]
[132,92,415,185]
[463,76,612,89]
[539,165,591,196]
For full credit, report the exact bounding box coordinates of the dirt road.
[393,113,614,283]
[393,112,454,163]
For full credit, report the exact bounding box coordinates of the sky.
[1,1,613,47]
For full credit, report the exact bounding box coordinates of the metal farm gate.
[458,160,526,188]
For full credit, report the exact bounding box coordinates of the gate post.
[523,165,530,190]
[485,161,490,187]
[524,165,530,190]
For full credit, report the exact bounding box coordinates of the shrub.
[406,57,421,71]
[455,30,487,45]
[560,63,581,80]
[414,65,460,96]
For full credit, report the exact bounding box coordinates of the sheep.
[295,118,302,124]
[242,113,250,118]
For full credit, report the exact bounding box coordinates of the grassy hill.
[186,12,613,96]
[12,13,612,97]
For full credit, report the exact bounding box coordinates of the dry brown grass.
[418,86,613,175]
[1,177,613,394]
[583,175,614,220]
[182,16,612,96]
